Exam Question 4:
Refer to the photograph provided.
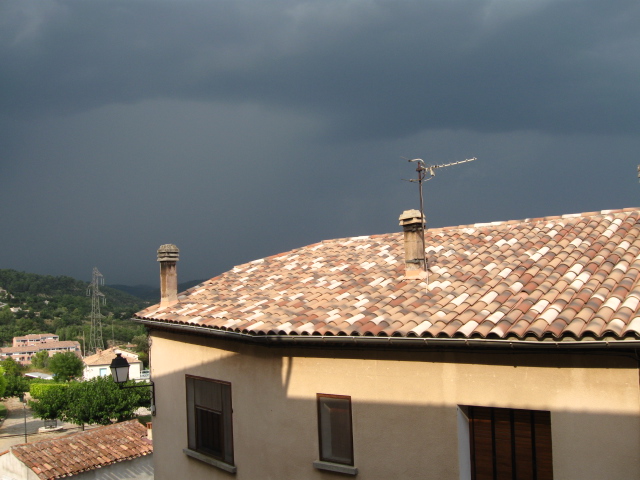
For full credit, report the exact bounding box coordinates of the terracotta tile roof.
[8,420,152,480]
[83,347,141,366]
[135,208,640,343]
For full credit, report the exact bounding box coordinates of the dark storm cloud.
[2,0,638,136]
[1,0,639,285]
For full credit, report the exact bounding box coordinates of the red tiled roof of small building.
[8,420,152,480]
[135,208,640,343]
[83,347,141,366]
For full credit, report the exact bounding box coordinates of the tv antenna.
[405,157,477,277]
[87,267,106,354]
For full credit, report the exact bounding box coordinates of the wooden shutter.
[469,406,553,480]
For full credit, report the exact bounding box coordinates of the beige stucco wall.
[149,331,640,480]
[0,452,41,480]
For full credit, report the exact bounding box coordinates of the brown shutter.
[469,406,553,480]
[470,407,495,480]
[512,410,534,480]
[533,411,553,480]
[493,408,514,480]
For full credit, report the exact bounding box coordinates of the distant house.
[83,347,143,380]
[12,333,59,347]
[0,419,153,480]
[0,341,81,365]
[135,209,640,480]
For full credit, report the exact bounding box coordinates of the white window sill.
[183,448,237,474]
[313,460,358,475]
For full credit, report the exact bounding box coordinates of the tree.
[0,357,29,398]
[31,350,50,369]
[66,377,146,425]
[29,384,68,420]
[4,375,29,398]
[131,334,150,366]
[0,366,7,398]
[0,357,23,376]
[29,376,148,426]
[48,352,84,382]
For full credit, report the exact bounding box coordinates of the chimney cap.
[157,244,179,262]
[399,209,424,226]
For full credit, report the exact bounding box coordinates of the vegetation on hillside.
[0,269,151,349]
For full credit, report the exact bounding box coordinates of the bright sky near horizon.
[1,0,639,286]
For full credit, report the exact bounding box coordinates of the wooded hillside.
[0,269,150,348]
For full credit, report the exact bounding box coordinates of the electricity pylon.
[87,267,105,354]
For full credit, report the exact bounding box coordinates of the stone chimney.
[157,244,179,307]
[399,210,426,278]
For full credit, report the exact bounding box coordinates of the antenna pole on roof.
[406,157,477,276]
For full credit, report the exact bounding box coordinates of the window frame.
[316,393,355,468]
[184,375,235,472]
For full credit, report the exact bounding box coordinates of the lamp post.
[109,353,156,415]
[18,393,27,443]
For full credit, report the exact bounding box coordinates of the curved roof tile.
[136,208,640,343]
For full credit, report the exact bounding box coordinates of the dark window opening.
[186,376,234,466]
[317,394,354,466]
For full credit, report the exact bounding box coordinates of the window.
[316,394,354,467]
[185,376,234,470]
[464,406,553,480]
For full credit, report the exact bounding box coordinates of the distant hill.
[108,279,206,302]
[0,269,151,347]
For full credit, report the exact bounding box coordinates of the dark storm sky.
[1,0,639,286]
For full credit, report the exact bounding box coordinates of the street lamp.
[109,353,131,383]
[109,353,156,415]
[18,393,27,443]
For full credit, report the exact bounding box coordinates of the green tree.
[4,375,29,398]
[31,350,50,369]
[28,384,68,420]
[65,377,146,425]
[0,357,28,397]
[0,366,7,398]
[48,352,84,382]
[0,357,24,376]
[29,377,148,425]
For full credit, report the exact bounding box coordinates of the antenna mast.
[87,267,106,354]
[407,157,477,273]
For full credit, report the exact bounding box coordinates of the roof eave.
[133,318,640,351]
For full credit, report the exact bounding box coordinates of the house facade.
[0,419,153,480]
[135,209,640,480]
[0,340,81,365]
[12,333,59,347]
